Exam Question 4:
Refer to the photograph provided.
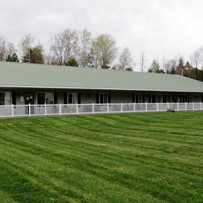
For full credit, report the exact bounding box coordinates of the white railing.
[0,102,202,118]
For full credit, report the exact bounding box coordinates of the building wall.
[190,94,202,102]
[111,92,132,103]
[0,89,203,105]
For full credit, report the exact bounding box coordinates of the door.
[25,93,34,104]
[0,93,5,105]
[67,93,78,104]
[12,92,16,105]
[25,93,34,115]
[37,93,45,104]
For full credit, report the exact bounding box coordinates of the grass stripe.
[0,112,202,202]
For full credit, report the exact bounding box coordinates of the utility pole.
[162,56,166,73]
[140,50,146,72]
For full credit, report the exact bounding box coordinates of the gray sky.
[1,0,203,70]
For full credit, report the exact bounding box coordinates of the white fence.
[0,102,202,118]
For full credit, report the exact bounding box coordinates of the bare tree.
[164,59,178,74]
[6,43,16,57]
[78,29,92,68]
[0,37,17,61]
[190,46,203,69]
[176,57,184,75]
[50,29,79,66]
[19,34,35,58]
[0,37,7,61]
[91,34,117,69]
[117,47,133,70]
[19,34,44,63]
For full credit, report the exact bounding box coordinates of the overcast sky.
[1,0,203,70]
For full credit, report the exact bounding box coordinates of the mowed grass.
[0,112,203,203]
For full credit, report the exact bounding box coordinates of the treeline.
[0,29,203,82]
[0,29,133,70]
[148,48,203,82]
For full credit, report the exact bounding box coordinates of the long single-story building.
[0,62,203,106]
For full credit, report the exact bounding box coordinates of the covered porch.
[0,89,203,106]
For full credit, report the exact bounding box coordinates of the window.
[156,95,161,103]
[99,93,108,104]
[152,95,156,103]
[0,93,5,105]
[67,93,78,104]
[68,93,73,104]
[135,94,142,103]
[181,95,189,103]
[167,95,171,103]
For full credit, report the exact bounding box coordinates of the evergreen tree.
[6,53,19,62]
[65,58,78,67]
[148,60,164,73]
[23,47,44,64]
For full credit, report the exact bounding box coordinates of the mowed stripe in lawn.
[0,112,202,203]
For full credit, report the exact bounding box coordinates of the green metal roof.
[0,62,203,93]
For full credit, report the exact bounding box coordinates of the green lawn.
[0,112,203,203]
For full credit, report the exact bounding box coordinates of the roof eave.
[1,85,203,93]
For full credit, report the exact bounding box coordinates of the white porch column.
[177,102,179,111]
[76,103,79,115]
[59,104,62,116]
[145,103,148,112]
[156,103,159,112]
[29,103,31,117]
[11,104,14,117]
[92,103,95,114]
[44,103,47,116]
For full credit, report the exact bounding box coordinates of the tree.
[19,34,44,63]
[117,47,133,70]
[183,61,193,78]
[91,34,117,69]
[6,53,19,62]
[50,29,79,66]
[19,34,35,58]
[22,47,44,64]
[78,29,92,68]
[5,42,19,62]
[0,37,7,61]
[165,59,178,74]
[0,37,18,62]
[65,58,78,67]
[190,46,203,69]
[190,46,203,79]
[176,57,184,75]
[148,59,164,73]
